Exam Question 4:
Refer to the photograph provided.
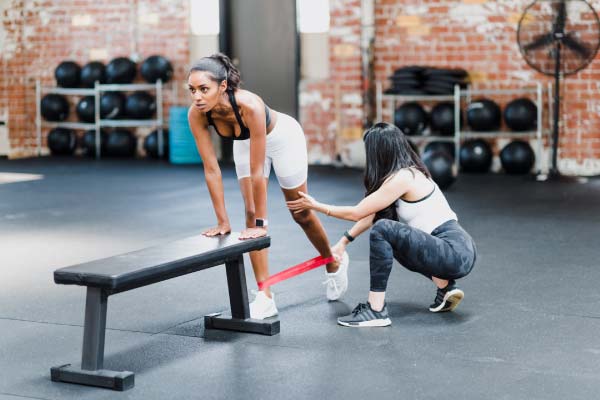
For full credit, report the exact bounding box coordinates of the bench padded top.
[54,233,270,291]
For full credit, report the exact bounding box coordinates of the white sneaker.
[323,251,349,301]
[249,290,278,320]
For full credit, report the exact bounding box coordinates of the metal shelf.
[41,87,96,96]
[382,94,456,102]
[41,121,96,130]
[99,119,162,128]
[459,130,544,139]
[98,83,158,92]
[40,83,166,94]
[406,135,455,141]
[41,120,162,129]
[36,79,166,159]
[465,87,541,96]
[376,81,551,175]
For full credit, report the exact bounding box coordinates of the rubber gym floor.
[1,157,599,400]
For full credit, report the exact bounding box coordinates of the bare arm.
[188,106,230,233]
[243,98,268,222]
[331,214,375,259]
[348,213,376,239]
[287,170,413,222]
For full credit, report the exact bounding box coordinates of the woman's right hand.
[286,191,320,214]
[331,240,346,262]
[202,223,231,237]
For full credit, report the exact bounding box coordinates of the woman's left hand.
[286,191,319,214]
[331,241,346,262]
[239,227,268,240]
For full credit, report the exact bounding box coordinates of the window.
[297,0,330,79]
[297,0,330,33]
[189,0,220,36]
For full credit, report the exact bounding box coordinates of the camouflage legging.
[369,219,476,292]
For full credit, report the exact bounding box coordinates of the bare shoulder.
[187,104,208,126]
[234,89,264,114]
[385,168,415,185]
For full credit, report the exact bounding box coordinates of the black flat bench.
[50,233,278,391]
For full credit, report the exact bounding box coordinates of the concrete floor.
[1,157,599,400]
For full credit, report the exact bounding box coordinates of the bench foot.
[204,313,280,336]
[51,364,134,391]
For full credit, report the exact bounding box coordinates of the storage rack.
[376,83,462,171]
[376,81,551,174]
[35,80,165,159]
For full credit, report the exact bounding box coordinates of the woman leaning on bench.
[187,53,350,319]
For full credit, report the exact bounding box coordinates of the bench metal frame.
[51,237,278,391]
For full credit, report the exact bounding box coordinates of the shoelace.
[352,303,369,316]
[322,276,339,293]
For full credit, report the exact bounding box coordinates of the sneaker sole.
[337,318,391,328]
[429,289,464,313]
[250,309,279,320]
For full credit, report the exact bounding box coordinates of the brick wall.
[299,0,366,166]
[300,0,600,174]
[373,0,600,175]
[1,0,189,157]
[3,0,600,174]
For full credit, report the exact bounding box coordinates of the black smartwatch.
[255,218,268,228]
[343,230,355,242]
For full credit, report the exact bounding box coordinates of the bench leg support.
[205,256,280,336]
[51,287,134,391]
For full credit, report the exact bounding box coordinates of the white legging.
[233,111,308,189]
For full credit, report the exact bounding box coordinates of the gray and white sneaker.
[337,302,391,327]
[429,281,464,312]
[323,251,349,301]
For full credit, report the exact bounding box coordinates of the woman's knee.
[291,209,312,227]
[372,218,412,238]
[370,219,396,241]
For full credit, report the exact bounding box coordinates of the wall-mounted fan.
[517,0,600,179]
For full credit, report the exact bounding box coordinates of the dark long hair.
[188,53,241,91]
[363,122,431,221]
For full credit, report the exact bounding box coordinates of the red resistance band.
[257,255,334,291]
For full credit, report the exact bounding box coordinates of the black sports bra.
[206,90,271,141]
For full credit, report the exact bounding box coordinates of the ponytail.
[189,52,241,91]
